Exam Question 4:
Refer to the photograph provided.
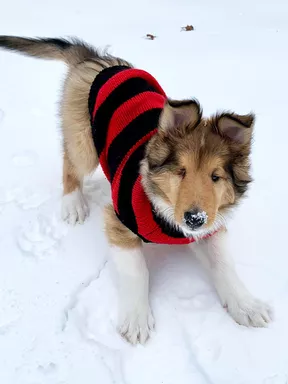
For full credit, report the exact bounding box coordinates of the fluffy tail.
[0,36,98,66]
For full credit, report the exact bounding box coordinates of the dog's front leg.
[111,245,154,344]
[105,205,154,344]
[193,230,273,327]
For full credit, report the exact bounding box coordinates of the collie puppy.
[0,36,272,344]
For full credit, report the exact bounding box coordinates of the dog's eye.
[211,174,220,182]
[177,168,186,178]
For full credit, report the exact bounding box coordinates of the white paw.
[118,305,155,345]
[62,189,89,225]
[224,294,273,328]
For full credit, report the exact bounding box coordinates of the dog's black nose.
[184,209,208,230]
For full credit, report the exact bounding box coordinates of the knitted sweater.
[88,65,196,245]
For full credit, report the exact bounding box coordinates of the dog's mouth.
[181,221,208,237]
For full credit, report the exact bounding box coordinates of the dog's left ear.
[158,99,202,135]
[215,112,255,145]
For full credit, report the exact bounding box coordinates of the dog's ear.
[158,99,202,135]
[214,112,255,145]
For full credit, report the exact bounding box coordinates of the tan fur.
[62,148,81,194]
[0,35,254,247]
[61,61,101,185]
[142,108,254,233]
[152,152,235,227]
[104,205,141,249]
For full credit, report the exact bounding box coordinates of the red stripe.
[132,176,195,245]
[99,151,111,181]
[92,69,166,120]
[105,92,165,156]
[111,130,157,213]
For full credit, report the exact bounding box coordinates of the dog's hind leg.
[60,63,100,224]
[61,148,90,224]
[61,119,99,224]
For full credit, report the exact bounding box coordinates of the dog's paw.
[62,189,89,225]
[225,294,273,328]
[118,305,155,345]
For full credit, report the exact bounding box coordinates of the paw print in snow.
[17,214,67,258]
[3,187,50,210]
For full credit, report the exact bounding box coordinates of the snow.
[0,0,288,383]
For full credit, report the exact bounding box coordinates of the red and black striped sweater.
[88,65,196,245]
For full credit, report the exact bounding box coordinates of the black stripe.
[117,149,187,241]
[151,209,187,239]
[91,77,159,157]
[116,144,187,242]
[88,65,130,118]
[116,143,147,237]
[115,212,150,243]
[108,108,162,181]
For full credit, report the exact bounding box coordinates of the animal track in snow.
[0,318,20,336]
[17,214,67,258]
[37,362,57,375]
[0,187,50,210]
[12,150,38,167]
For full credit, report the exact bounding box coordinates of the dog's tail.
[0,36,99,66]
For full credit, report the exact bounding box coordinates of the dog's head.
[140,99,254,237]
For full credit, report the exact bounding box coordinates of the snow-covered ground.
[1,1,288,383]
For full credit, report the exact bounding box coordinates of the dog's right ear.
[158,99,202,136]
